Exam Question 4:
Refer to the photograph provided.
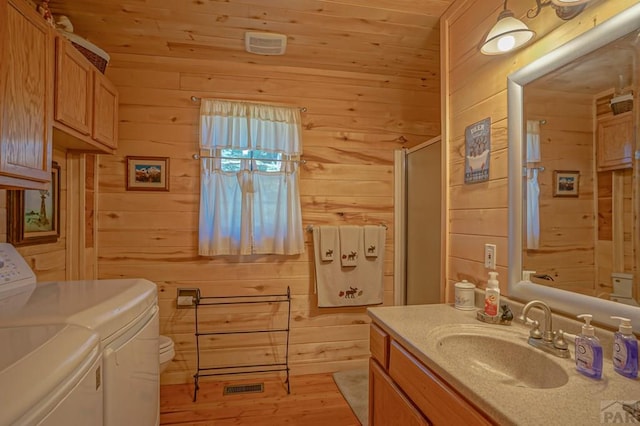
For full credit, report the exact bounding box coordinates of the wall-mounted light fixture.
[481,0,591,56]
[481,1,535,55]
[527,0,589,20]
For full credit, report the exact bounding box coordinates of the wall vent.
[245,32,287,55]
[223,383,264,395]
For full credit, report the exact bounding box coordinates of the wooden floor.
[160,373,361,426]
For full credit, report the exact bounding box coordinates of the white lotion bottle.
[610,316,638,379]
[484,271,500,317]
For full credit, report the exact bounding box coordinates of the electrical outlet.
[484,244,496,270]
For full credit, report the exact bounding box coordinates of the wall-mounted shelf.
[192,287,291,401]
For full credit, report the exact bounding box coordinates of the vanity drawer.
[370,323,389,369]
[389,340,493,426]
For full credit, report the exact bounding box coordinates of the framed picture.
[126,156,170,191]
[8,162,61,246]
[553,170,580,197]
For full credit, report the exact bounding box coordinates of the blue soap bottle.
[575,314,603,379]
[611,316,638,379]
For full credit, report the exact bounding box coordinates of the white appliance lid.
[0,323,100,425]
[0,278,157,341]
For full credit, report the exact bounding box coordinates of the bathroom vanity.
[368,304,639,426]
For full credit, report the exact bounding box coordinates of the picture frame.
[8,162,61,246]
[126,156,170,191]
[553,170,580,197]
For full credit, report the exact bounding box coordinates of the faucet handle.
[528,319,543,339]
[553,329,569,350]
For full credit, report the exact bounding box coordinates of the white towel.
[339,226,360,267]
[364,225,380,258]
[319,226,337,261]
[313,226,386,307]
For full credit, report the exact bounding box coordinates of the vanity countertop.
[368,304,640,426]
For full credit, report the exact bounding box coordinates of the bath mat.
[332,368,369,425]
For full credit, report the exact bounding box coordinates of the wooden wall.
[442,0,638,300]
[0,148,68,281]
[96,52,440,384]
[522,88,596,294]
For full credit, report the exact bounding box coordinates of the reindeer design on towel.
[367,245,376,254]
[338,286,362,299]
[347,251,357,260]
[325,249,333,258]
[345,287,358,298]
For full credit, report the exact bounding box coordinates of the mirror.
[508,3,640,331]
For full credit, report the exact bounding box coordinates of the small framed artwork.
[126,156,170,191]
[8,162,61,246]
[553,170,580,197]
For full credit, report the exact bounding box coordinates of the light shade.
[481,9,535,55]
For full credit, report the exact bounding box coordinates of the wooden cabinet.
[369,323,494,426]
[597,112,634,171]
[370,322,389,369]
[53,35,118,153]
[0,0,53,189]
[370,358,430,426]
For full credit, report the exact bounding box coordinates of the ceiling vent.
[244,32,287,55]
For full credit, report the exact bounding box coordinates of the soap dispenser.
[575,314,603,379]
[484,272,500,317]
[610,316,638,379]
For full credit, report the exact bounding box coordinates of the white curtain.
[198,99,304,255]
[526,120,541,249]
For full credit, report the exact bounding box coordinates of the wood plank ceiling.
[47,0,453,79]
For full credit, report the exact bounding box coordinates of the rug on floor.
[332,368,368,425]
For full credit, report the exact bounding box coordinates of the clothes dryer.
[0,244,160,426]
[0,323,103,426]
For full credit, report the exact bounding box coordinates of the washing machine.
[0,244,160,426]
[0,323,103,426]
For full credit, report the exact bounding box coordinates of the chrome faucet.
[518,300,570,358]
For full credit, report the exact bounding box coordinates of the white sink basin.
[428,324,569,389]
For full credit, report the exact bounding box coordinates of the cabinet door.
[370,359,430,426]
[54,36,93,135]
[597,112,633,171]
[92,71,118,149]
[389,341,492,426]
[0,0,52,186]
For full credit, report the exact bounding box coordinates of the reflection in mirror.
[523,30,639,306]
[508,4,640,330]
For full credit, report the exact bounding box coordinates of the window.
[198,100,304,256]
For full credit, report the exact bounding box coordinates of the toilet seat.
[159,335,173,352]
[158,335,175,374]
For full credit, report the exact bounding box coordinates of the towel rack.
[305,223,387,232]
[191,287,292,401]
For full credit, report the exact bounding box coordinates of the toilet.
[610,273,639,306]
[159,335,175,374]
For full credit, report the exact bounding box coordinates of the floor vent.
[223,383,264,395]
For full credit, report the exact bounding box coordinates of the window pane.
[220,149,283,172]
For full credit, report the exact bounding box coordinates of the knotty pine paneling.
[1,148,68,281]
[442,0,638,296]
[521,87,595,294]
[98,50,437,384]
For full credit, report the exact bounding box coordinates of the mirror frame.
[508,3,640,331]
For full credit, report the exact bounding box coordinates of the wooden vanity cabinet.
[0,0,53,189]
[370,359,430,426]
[53,35,118,153]
[369,322,494,426]
[597,112,633,171]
